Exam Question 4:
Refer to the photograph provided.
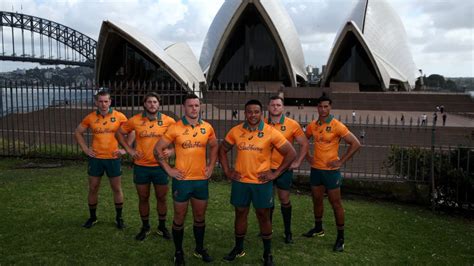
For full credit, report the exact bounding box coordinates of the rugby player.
[116,92,175,241]
[74,90,128,229]
[266,96,309,244]
[303,93,361,252]
[154,94,218,266]
[218,99,296,266]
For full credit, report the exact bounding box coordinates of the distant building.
[44,71,53,80]
[321,0,418,91]
[306,65,320,84]
[199,0,307,87]
[13,68,26,75]
[95,21,205,96]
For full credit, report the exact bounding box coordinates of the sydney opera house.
[95,0,418,93]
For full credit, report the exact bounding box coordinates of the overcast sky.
[1,0,473,77]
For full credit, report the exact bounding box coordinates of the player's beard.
[144,106,158,116]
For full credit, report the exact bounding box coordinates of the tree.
[426,74,445,89]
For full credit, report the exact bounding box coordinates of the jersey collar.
[317,114,334,126]
[96,107,113,116]
[266,114,285,125]
[243,120,264,131]
[142,111,162,121]
[182,115,203,126]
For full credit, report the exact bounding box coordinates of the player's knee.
[111,185,122,195]
[156,194,166,204]
[330,199,343,210]
[279,194,290,204]
[255,209,270,221]
[89,185,100,194]
[138,195,149,203]
[173,214,185,224]
[194,213,205,222]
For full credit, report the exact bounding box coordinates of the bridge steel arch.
[0,11,97,67]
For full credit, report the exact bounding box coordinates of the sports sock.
[193,220,205,251]
[158,213,166,229]
[88,203,97,219]
[115,202,123,219]
[235,235,245,250]
[141,215,150,228]
[337,224,344,240]
[173,222,184,252]
[261,233,272,257]
[315,216,323,231]
[281,201,292,235]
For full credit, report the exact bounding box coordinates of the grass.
[0,158,473,265]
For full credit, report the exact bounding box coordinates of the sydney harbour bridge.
[0,11,96,67]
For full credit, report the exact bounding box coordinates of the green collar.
[182,115,203,126]
[142,111,162,121]
[96,107,113,116]
[243,120,264,131]
[267,114,285,125]
[317,115,334,126]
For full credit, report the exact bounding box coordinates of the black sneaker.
[302,227,325,237]
[284,233,294,244]
[135,226,151,241]
[333,238,344,252]
[115,218,126,229]
[157,226,171,240]
[174,251,185,266]
[82,217,98,229]
[193,248,213,263]
[263,254,275,266]
[223,247,246,261]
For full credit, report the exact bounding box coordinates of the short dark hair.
[143,92,161,104]
[245,99,262,110]
[182,93,199,105]
[318,92,332,105]
[269,95,284,104]
[95,88,110,100]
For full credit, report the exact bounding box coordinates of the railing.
[1,80,472,211]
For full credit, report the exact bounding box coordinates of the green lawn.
[0,158,472,265]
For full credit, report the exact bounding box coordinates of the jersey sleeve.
[118,112,128,124]
[207,124,217,141]
[336,121,350,137]
[305,121,315,138]
[224,127,237,145]
[80,114,92,128]
[167,116,177,125]
[293,121,305,137]
[163,124,177,143]
[121,118,134,133]
[271,128,288,149]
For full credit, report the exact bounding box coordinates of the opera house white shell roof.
[323,0,418,90]
[199,0,307,87]
[96,20,205,97]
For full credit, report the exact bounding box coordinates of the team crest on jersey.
[158,120,163,126]
[257,131,264,138]
[281,125,286,131]
[111,117,116,123]
[200,128,206,134]
[326,126,332,132]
